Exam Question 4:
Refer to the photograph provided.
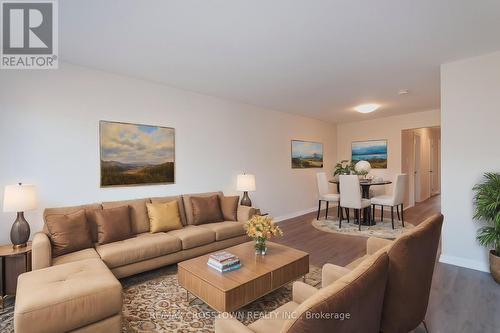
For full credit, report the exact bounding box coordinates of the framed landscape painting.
[291,140,323,168]
[351,139,387,169]
[99,121,175,187]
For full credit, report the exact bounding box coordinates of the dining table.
[329,178,392,225]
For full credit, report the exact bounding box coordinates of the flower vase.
[254,238,267,256]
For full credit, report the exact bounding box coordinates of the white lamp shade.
[237,174,256,192]
[3,184,38,212]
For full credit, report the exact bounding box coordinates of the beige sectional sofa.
[15,191,255,333]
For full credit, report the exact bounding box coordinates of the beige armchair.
[215,249,389,333]
[322,213,444,333]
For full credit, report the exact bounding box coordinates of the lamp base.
[240,191,252,207]
[10,212,30,248]
[13,243,27,249]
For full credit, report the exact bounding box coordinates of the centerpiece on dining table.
[245,215,283,255]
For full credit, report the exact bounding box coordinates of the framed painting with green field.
[351,139,387,169]
[99,120,175,187]
[291,140,323,168]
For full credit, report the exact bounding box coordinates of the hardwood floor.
[275,194,441,267]
[276,194,500,333]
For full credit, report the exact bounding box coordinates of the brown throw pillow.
[220,196,239,221]
[190,195,224,225]
[94,206,132,244]
[45,210,93,257]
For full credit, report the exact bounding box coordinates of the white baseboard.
[273,207,317,223]
[439,254,490,273]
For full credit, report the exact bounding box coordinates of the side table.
[0,242,32,309]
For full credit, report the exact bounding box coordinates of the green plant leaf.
[473,172,500,251]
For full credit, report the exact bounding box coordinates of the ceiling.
[59,0,500,123]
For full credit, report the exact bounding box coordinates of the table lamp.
[3,183,38,248]
[237,174,256,206]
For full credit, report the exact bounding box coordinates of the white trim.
[439,254,490,273]
[403,204,414,210]
[274,207,317,223]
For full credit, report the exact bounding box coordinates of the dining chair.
[316,172,340,220]
[370,174,408,229]
[339,175,371,230]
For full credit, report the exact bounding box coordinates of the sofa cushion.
[249,301,300,333]
[167,225,216,250]
[14,258,122,333]
[94,206,132,244]
[182,191,223,225]
[44,203,102,243]
[283,250,389,333]
[190,195,224,225]
[95,232,181,268]
[220,196,239,221]
[45,210,93,257]
[345,254,370,270]
[199,221,246,241]
[146,201,183,233]
[150,195,187,225]
[52,248,101,266]
[102,198,150,234]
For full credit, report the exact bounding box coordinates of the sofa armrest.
[237,205,258,222]
[292,281,318,304]
[366,237,393,255]
[31,232,52,270]
[321,263,351,288]
[215,314,254,333]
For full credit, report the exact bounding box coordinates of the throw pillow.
[220,195,239,221]
[45,210,93,257]
[190,195,224,225]
[146,201,183,233]
[94,206,132,244]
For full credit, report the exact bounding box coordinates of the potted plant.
[472,172,500,283]
[245,215,283,255]
[333,160,354,180]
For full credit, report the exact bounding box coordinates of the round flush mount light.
[354,103,381,114]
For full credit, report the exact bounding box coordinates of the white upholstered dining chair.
[339,175,371,230]
[316,172,340,220]
[371,174,408,229]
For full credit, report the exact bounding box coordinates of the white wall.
[0,63,337,243]
[336,110,440,202]
[440,51,500,272]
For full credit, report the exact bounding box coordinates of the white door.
[429,138,435,194]
[414,134,421,202]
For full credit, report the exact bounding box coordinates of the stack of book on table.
[207,251,241,273]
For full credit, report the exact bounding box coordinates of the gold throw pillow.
[146,201,183,233]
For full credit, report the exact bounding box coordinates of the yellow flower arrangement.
[245,215,283,255]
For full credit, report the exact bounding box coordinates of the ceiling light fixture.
[354,103,381,114]
[398,89,409,95]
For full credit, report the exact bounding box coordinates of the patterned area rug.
[0,296,15,332]
[312,217,414,239]
[0,264,321,333]
[121,264,321,332]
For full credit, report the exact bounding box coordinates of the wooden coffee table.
[178,241,309,312]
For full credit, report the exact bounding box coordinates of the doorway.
[414,134,421,202]
[401,126,441,208]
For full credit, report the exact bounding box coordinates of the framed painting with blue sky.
[351,140,387,169]
[99,121,175,187]
[291,140,323,168]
